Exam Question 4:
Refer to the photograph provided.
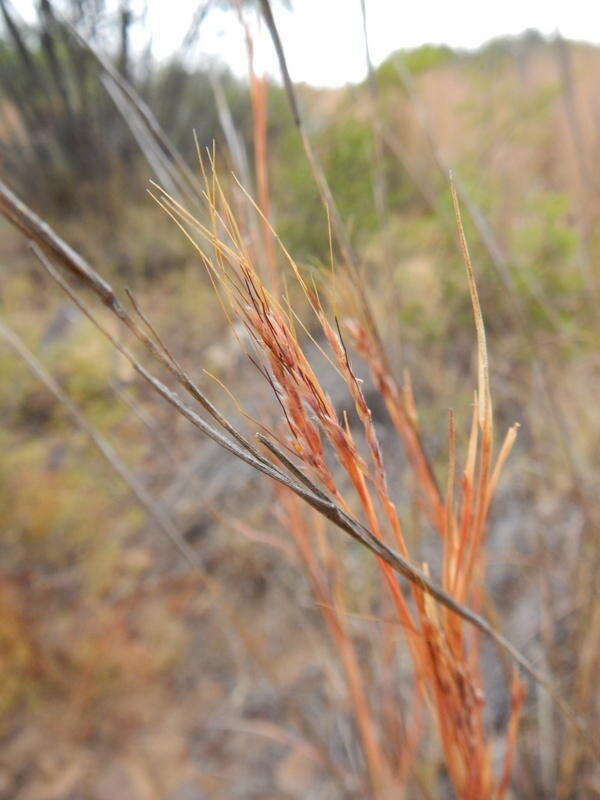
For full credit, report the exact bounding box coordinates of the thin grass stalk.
[107,377,178,463]
[281,490,390,796]
[1,308,354,791]
[101,73,182,201]
[149,167,577,795]
[554,34,598,298]
[257,0,389,365]
[233,1,280,293]
[0,177,586,742]
[390,49,600,559]
[0,317,196,564]
[360,0,388,239]
[62,16,203,202]
[209,71,260,250]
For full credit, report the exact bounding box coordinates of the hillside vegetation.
[0,7,598,797]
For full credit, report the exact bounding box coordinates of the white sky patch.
[11,0,600,87]
[140,0,600,86]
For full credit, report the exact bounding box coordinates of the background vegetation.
[0,1,598,797]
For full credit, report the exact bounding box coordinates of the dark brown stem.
[0,177,586,739]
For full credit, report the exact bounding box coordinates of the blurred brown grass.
[0,8,599,799]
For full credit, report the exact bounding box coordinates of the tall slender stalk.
[0,177,587,776]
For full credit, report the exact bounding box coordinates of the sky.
[13,0,600,87]
[140,0,600,86]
